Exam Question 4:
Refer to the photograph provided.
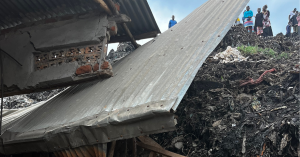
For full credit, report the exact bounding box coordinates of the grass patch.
[237,45,289,59]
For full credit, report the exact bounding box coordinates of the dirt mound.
[151,26,300,157]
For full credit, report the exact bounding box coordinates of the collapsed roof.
[0,0,250,154]
[0,0,161,43]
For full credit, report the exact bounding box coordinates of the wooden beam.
[121,23,139,48]
[132,138,137,157]
[138,136,166,157]
[102,0,139,48]
[94,0,112,15]
[108,141,117,157]
[136,141,186,157]
[103,0,119,15]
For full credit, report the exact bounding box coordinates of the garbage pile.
[214,24,300,54]
[106,42,135,64]
[151,26,300,157]
[2,88,64,109]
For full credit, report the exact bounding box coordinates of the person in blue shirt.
[244,6,254,33]
[169,15,177,28]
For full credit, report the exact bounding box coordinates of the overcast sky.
[108,0,299,51]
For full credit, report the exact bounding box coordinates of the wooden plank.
[136,141,185,157]
[121,23,139,48]
[108,141,117,157]
[103,0,119,15]
[94,0,112,15]
[132,138,137,157]
[138,136,163,149]
[138,136,166,157]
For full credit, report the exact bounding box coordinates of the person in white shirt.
[289,8,297,33]
[289,8,297,21]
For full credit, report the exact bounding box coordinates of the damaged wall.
[0,13,113,96]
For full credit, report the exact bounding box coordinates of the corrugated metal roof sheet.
[0,0,160,42]
[0,0,249,154]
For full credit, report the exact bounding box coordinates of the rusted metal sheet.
[0,0,249,155]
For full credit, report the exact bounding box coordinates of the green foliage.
[278,52,289,59]
[237,45,289,59]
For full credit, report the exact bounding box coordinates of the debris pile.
[213,46,248,63]
[106,42,135,64]
[3,88,64,109]
[214,24,300,54]
[151,25,300,156]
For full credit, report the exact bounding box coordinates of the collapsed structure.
[0,0,251,156]
[0,0,160,97]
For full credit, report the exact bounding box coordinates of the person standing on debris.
[289,8,297,21]
[242,10,246,25]
[289,8,297,32]
[262,5,273,37]
[254,8,264,36]
[291,11,298,34]
[233,18,241,26]
[286,22,292,37]
[244,6,254,33]
[297,12,300,36]
[236,18,241,25]
[169,15,177,28]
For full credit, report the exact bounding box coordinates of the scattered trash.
[251,96,261,111]
[213,46,248,63]
[240,68,276,86]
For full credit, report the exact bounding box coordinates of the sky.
[108,0,300,51]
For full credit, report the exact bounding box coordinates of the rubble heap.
[3,89,64,109]
[106,42,135,64]
[151,25,300,156]
[214,24,300,54]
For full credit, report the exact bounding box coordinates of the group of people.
[169,7,300,37]
[242,5,273,37]
[287,8,300,37]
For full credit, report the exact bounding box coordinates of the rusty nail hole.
[162,126,164,129]
[97,140,98,142]
[96,116,98,118]
[147,105,149,107]
[120,135,123,137]
[218,35,220,37]
[140,131,143,133]
[127,109,129,111]
[108,137,110,140]
[161,105,163,107]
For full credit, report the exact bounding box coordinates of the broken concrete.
[0,13,114,96]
